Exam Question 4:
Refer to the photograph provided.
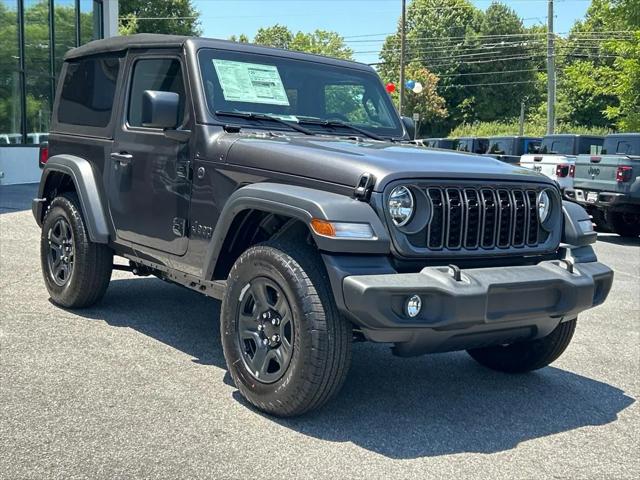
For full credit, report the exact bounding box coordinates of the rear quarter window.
[58,57,120,128]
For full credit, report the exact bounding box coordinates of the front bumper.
[342,260,613,355]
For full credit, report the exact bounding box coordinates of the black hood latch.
[354,172,376,201]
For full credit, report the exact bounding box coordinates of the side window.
[58,57,120,127]
[128,58,185,128]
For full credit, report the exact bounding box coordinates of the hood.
[224,134,554,191]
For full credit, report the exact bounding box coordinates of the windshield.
[198,49,403,138]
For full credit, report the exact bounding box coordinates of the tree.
[119,0,201,36]
[382,63,447,130]
[253,24,294,49]
[240,24,353,60]
[558,0,639,131]
[379,0,540,133]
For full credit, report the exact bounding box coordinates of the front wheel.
[220,240,352,417]
[467,319,576,373]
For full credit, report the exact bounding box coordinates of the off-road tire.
[467,319,577,373]
[610,211,640,237]
[220,239,352,417]
[40,193,113,308]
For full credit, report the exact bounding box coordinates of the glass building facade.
[0,0,105,146]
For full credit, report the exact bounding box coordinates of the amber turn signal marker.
[310,218,337,237]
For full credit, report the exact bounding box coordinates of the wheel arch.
[35,155,110,243]
[203,183,391,281]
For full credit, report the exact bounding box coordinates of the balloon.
[412,82,423,94]
[406,80,416,89]
[385,82,396,93]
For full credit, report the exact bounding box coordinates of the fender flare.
[202,183,391,280]
[562,200,597,247]
[35,155,110,243]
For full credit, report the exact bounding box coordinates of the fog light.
[405,295,422,318]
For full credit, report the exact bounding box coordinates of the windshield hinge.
[354,172,375,201]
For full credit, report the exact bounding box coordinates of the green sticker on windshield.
[212,59,290,106]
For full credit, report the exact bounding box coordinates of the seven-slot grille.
[420,186,540,251]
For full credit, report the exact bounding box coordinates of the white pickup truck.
[519,134,604,192]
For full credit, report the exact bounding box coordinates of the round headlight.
[538,189,552,224]
[388,186,415,227]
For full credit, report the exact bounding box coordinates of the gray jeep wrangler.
[34,34,614,417]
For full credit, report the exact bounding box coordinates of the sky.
[193,0,592,63]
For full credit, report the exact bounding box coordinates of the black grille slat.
[480,189,497,248]
[526,190,539,245]
[464,189,481,249]
[415,185,542,252]
[497,190,513,248]
[512,190,527,247]
[427,188,445,249]
[445,189,463,249]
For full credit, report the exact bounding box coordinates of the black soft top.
[64,33,372,72]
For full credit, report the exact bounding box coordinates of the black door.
[108,54,191,256]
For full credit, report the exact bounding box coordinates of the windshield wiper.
[215,110,314,136]
[296,117,388,141]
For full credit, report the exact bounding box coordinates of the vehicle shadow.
[596,233,640,247]
[78,277,635,460]
[73,275,226,368]
[0,183,38,214]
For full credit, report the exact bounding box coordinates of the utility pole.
[519,99,526,136]
[546,0,555,134]
[399,0,406,117]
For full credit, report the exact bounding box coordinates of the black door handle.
[111,152,133,166]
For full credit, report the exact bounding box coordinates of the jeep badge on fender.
[33,34,614,417]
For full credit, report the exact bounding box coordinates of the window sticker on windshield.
[212,59,290,106]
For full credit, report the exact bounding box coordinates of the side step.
[122,254,227,300]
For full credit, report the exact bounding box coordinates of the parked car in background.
[520,134,604,192]
[454,137,489,154]
[417,137,456,149]
[485,136,542,164]
[572,133,640,236]
[0,134,9,145]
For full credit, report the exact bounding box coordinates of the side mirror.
[401,116,416,140]
[142,90,180,129]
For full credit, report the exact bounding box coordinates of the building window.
[54,1,77,77]
[0,1,23,144]
[0,0,105,145]
[24,0,52,139]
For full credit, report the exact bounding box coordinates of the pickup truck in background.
[485,136,542,164]
[571,133,640,237]
[520,134,604,192]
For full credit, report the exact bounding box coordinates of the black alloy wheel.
[46,217,75,286]
[236,277,294,384]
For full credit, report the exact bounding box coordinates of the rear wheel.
[610,211,640,237]
[467,319,576,373]
[40,193,113,308]
[220,239,352,417]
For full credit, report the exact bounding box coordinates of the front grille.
[418,185,541,251]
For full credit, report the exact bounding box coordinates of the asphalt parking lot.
[1,184,638,479]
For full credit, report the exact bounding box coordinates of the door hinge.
[172,217,187,237]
